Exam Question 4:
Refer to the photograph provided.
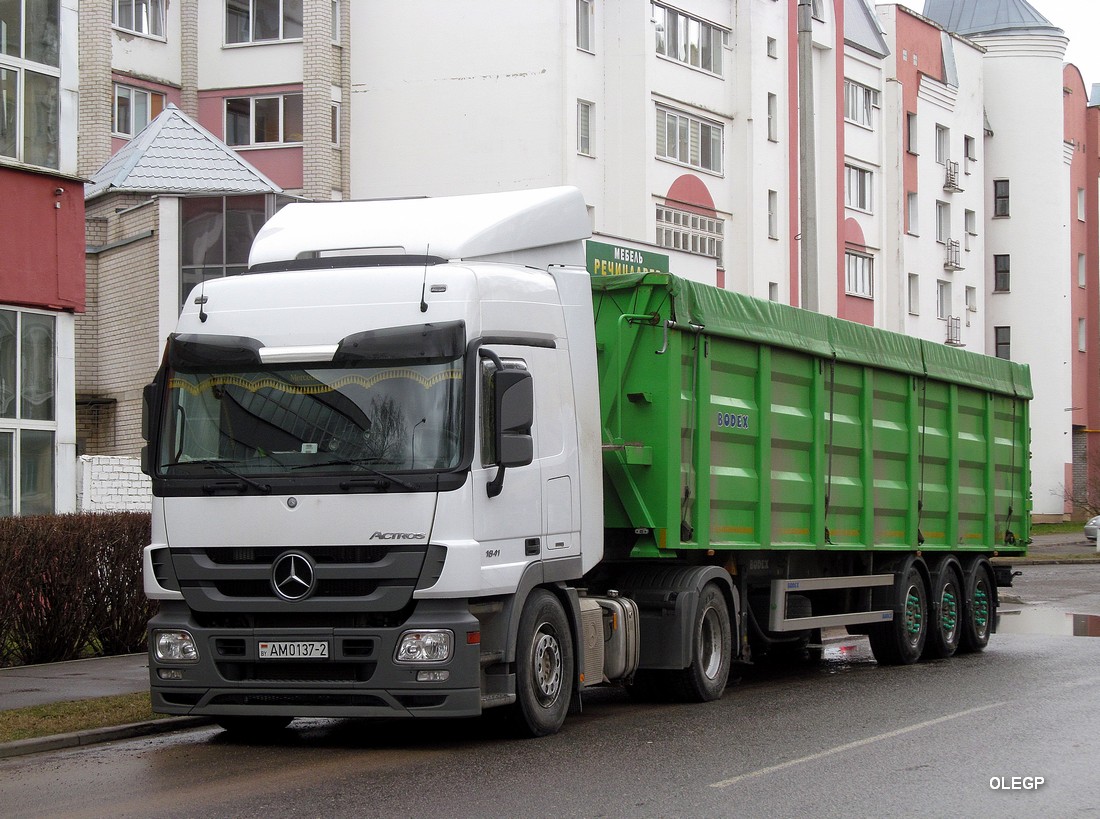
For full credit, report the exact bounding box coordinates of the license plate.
[258,641,329,659]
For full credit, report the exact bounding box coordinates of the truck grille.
[172,544,428,614]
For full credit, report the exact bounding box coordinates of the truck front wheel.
[513,589,574,737]
[671,582,732,702]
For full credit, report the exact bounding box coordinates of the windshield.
[156,359,464,476]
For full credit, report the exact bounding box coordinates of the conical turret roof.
[923,0,1063,37]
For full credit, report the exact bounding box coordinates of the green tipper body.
[592,273,1031,559]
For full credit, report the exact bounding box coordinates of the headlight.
[395,629,453,663]
[153,629,199,663]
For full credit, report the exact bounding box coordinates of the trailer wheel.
[215,716,293,737]
[513,589,573,737]
[671,582,731,702]
[923,561,963,660]
[868,563,928,665]
[959,559,995,653]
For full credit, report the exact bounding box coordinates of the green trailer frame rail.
[592,273,1031,561]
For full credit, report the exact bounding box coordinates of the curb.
[0,716,212,760]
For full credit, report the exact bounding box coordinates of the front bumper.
[148,599,482,719]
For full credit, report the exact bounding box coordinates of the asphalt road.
[2,565,1098,819]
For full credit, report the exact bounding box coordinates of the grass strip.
[0,692,169,744]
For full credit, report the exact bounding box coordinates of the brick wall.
[76,455,152,512]
[77,0,114,177]
[302,0,350,200]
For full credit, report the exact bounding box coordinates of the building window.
[652,3,725,75]
[655,205,723,261]
[936,280,951,320]
[0,0,60,169]
[906,112,917,153]
[330,102,339,145]
[766,37,777,58]
[1078,187,1086,221]
[330,0,340,42]
[225,0,303,45]
[114,0,164,37]
[577,100,593,156]
[577,0,593,52]
[180,195,279,307]
[908,274,919,315]
[935,124,949,164]
[656,105,722,173]
[1079,253,1087,288]
[767,93,777,142]
[965,285,977,314]
[113,83,166,137]
[845,252,873,298]
[994,254,1010,292]
[225,93,303,146]
[769,282,779,302]
[993,179,1010,217]
[0,309,56,517]
[845,165,872,212]
[994,326,1011,360]
[767,190,778,239]
[1079,318,1087,352]
[844,80,877,129]
[964,208,976,250]
[936,201,950,243]
[964,134,976,172]
[907,192,919,235]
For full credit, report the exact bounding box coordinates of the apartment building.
[0,0,82,516]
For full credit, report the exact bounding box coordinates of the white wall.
[111,0,182,85]
[196,0,302,89]
[76,456,151,512]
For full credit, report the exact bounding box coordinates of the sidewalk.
[1,534,1096,759]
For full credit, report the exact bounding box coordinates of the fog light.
[416,670,450,682]
[154,629,199,663]
[158,668,184,680]
[395,629,453,663]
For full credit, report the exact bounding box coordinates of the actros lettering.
[370,531,427,540]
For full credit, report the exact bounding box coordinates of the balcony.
[943,160,963,192]
[945,316,964,347]
[944,239,963,271]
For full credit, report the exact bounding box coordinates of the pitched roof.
[85,104,282,201]
[922,0,1063,37]
[845,0,890,59]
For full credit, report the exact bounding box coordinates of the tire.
[671,582,732,702]
[959,559,995,653]
[868,562,929,666]
[922,561,964,660]
[512,589,574,737]
[215,715,293,736]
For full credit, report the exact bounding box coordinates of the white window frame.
[655,204,724,262]
[908,274,920,316]
[0,307,58,517]
[935,124,949,164]
[114,0,165,38]
[845,164,873,213]
[330,101,340,146]
[906,112,918,154]
[843,80,878,129]
[993,179,1010,217]
[651,2,726,76]
[330,0,340,42]
[0,1,61,170]
[1079,318,1087,352]
[767,190,778,239]
[1078,187,1086,222]
[1079,253,1087,288]
[845,252,873,299]
[994,326,1011,360]
[113,83,165,137]
[577,0,593,52]
[937,280,951,320]
[994,254,1010,293]
[935,200,950,244]
[224,92,303,147]
[577,99,593,156]
[225,0,303,45]
[907,192,919,236]
[964,208,977,250]
[656,105,723,174]
[767,93,778,142]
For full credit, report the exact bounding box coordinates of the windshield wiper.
[178,458,272,494]
[293,457,417,490]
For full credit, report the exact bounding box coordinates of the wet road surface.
[2,565,1099,818]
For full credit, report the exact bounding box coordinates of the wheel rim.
[940,581,960,644]
[532,625,563,707]
[903,582,925,649]
[972,578,990,640]
[699,605,723,680]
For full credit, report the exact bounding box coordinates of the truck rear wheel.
[868,563,928,665]
[513,589,573,737]
[923,561,963,660]
[671,582,731,702]
[959,558,995,653]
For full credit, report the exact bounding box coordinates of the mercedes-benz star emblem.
[271,552,316,601]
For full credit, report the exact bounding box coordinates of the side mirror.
[493,369,533,468]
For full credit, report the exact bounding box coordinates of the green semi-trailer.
[143,188,1030,737]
